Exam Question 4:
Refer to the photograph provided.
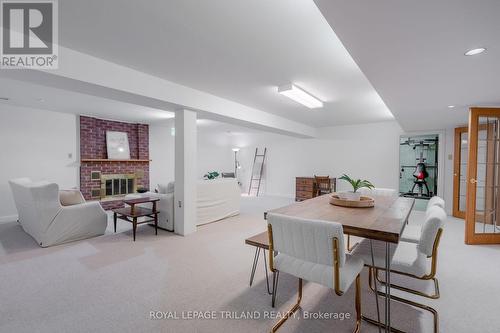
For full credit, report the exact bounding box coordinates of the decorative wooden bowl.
[329,194,375,208]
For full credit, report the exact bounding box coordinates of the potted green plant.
[338,174,374,201]
[204,171,220,180]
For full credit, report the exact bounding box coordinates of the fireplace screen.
[100,174,136,198]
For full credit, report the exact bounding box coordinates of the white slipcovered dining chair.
[267,213,364,333]
[351,205,446,333]
[427,196,445,209]
[401,196,445,243]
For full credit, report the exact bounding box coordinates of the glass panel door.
[466,108,500,244]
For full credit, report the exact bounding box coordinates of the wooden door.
[465,107,500,244]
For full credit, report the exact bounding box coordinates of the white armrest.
[42,202,107,247]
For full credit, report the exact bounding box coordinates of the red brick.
[79,116,150,209]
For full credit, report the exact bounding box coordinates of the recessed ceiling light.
[464,47,486,56]
[0,97,9,101]
[278,84,323,109]
[448,105,455,108]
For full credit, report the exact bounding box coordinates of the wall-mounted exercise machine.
[399,136,439,198]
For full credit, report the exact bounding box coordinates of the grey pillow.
[60,190,85,206]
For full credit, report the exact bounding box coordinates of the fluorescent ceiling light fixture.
[464,47,486,56]
[447,105,455,108]
[232,148,240,152]
[278,84,323,109]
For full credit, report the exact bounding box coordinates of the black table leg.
[249,247,260,286]
[133,217,137,241]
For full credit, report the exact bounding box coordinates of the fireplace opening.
[100,174,137,199]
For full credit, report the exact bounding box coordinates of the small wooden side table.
[113,197,160,241]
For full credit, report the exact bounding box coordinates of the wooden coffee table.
[113,197,160,241]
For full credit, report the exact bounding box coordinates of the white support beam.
[0,46,317,138]
[174,109,198,235]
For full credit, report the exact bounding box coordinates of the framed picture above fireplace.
[106,131,130,159]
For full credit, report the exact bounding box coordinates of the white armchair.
[8,178,107,247]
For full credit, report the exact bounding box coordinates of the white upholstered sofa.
[9,178,107,247]
[126,178,240,231]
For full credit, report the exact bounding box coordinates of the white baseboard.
[0,215,18,224]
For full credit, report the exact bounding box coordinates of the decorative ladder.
[248,148,267,197]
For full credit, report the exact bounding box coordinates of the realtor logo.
[1,0,58,69]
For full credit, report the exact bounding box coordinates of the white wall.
[232,121,457,214]
[0,106,78,220]
[149,120,235,191]
[233,121,405,197]
[149,120,175,189]
[197,128,234,178]
[150,118,457,214]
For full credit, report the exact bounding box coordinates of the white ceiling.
[0,78,174,123]
[314,0,500,131]
[57,0,394,128]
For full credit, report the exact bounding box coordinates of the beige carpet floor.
[1,196,500,333]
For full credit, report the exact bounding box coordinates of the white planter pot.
[339,191,361,201]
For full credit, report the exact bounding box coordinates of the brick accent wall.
[79,116,150,210]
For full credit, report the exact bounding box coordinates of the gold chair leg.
[367,268,439,333]
[271,277,302,333]
[353,274,361,333]
[375,269,440,299]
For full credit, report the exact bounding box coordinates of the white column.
[174,109,197,235]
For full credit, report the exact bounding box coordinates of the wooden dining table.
[265,193,415,333]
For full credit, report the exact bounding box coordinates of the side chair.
[351,205,446,333]
[267,213,364,333]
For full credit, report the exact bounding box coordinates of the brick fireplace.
[79,116,150,210]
